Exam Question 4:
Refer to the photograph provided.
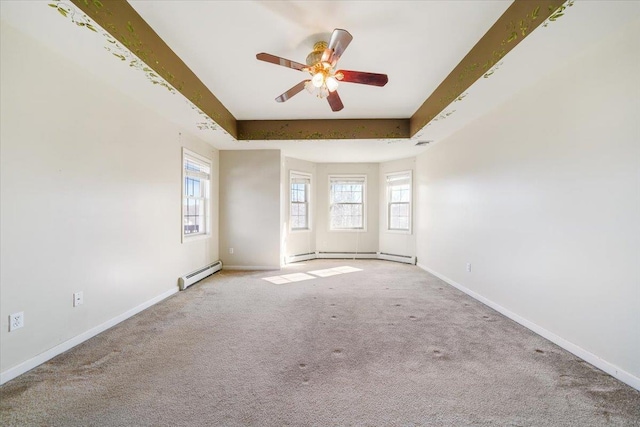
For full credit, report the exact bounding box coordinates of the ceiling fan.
[256,29,388,112]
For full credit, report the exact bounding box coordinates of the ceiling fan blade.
[323,29,353,66]
[327,91,344,112]
[275,80,309,103]
[337,70,388,87]
[256,53,307,71]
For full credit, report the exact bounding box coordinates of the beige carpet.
[1,259,639,426]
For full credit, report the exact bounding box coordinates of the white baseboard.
[0,287,178,385]
[416,263,640,391]
[222,265,280,271]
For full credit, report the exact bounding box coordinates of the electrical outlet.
[73,291,84,307]
[466,263,472,272]
[9,312,24,332]
[229,248,234,254]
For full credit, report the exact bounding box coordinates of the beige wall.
[219,150,282,268]
[0,23,219,374]
[379,157,417,257]
[415,20,640,380]
[284,157,316,257]
[315,163,379,253]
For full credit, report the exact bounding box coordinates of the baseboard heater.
[286,252,415,265]
[285,252,317,263]
[317,251,378,259]
[178,260,222,290]
[378,252,416,265]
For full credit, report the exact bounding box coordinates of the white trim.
[181,233,211,243]
[385,229,413,235]
[385,170,412,234]
[222,265,280,271]
[416,263,640,391]
[0,287,178,385]
[182,147,212,244]
[289,170,312,232]
[183,147,211,165]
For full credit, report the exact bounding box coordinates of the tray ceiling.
[1,1,638,162]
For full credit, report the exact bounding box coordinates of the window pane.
[185,177,203,198]
[330,203,363,229]
[184,198,206,234]
[292,187,306,203]
[330,178,365,229]
[390,203,409,217]
[291,202,308,229]
[390,184,410,202]
[387,173,411,231]
[290,174,310,230]
[332,183,362,203]
[291,183,305,202]
[390,202,410,230]
[183,150,211,238]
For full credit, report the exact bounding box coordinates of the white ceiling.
[128,0,511,120]
[1,1,639,163]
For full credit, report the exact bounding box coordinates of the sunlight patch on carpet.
[330,266,363,273]
[263,266,363,283]
[307,269,343,277]
[262,273,315,284]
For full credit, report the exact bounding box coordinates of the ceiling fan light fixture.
[325,76,339,92]
[304,80,315,94]
[256,28,387,111]
[311,72,325,88]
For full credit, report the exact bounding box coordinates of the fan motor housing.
[306,41,328,66]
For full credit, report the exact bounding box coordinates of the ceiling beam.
[409,0,567,136]
[70,0,238,138]
[70,0,567,143]
[237,119,410,141]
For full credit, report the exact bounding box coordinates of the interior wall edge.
[0,287,178,386]
[416,263,640,392]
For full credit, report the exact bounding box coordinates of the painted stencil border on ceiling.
[47,0,230,139]
[49,0,575,142]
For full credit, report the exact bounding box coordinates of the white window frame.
[290,171,312,232]
[386,170,412,234]
[182,148,211,243]
[329,175,367,232]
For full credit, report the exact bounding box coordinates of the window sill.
[182,233,211,243]
[329,228,368,233]
[290,228,312,234]
[385,229,412,235]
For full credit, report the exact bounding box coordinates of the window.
[182,148,211,240]
[290,171,311,231]
[386,171,412,232]
[329,175,366,230]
